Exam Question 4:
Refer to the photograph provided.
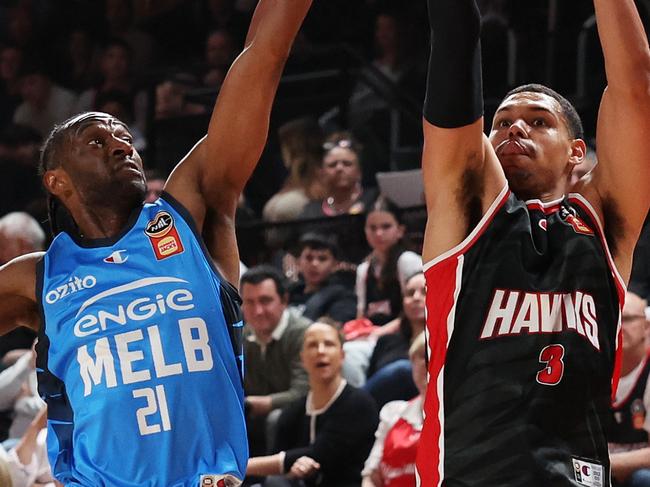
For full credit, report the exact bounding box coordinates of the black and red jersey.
[418,185,625,487]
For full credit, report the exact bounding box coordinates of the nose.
[110,135,134,157]
[508,119,528,139]
[317,342,326,354]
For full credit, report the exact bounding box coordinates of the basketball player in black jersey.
[418,0,650,485]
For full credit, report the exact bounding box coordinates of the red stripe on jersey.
[568,193,626,401]
[418,256,463,486]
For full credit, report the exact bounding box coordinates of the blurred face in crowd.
[365,210,404,254]
[241,278,287,337]
[301,322,344,384]
[102,44,130,81]
[403,273,426,324]
[20,73,50,108]
[621,292,649,353]
[489,91,585,200]
[145,178,165,203]
[0,46,23,82]
[375,14,399,54]
[298,246,337,291]
[206,31,235,68]
[321,146,361,194]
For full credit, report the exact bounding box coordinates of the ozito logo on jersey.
[45,275,97,305]
[144,211,184,260]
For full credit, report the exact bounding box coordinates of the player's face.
[365,210,404,255]
[403,273,426,324]
[301,323,344,383]
[55,114,146,208]
[298,247,337,290]
[489,92,582,200]
[241,278,287,336]
[621,294,649,352]
[321,147,361,193]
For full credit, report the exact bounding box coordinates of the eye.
[496,119,511,129]
[89,137,104,146]
[532,118,547,127]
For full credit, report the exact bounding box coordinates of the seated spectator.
[154,72,206,120]
[356,197,421,326]
[288,233,356,324]
[630,217,650,302]
[263,117,325,223]
[361,332,426,487]
[246,321,379,487]
[241,266,311,455]
[74,38,147,135]
[298,132,378,264]
[202,29,237,86]
[364,271,425,407]
[0,45,24,127]
[0,406,55,487]
[609,291,650,486]
[13,64,77,137]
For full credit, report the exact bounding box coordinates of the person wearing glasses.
[608,291,650,487]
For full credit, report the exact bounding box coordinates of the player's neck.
[72,203,138,239]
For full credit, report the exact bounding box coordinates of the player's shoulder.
[0,251,43,302]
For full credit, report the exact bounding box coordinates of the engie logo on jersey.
[145,211,184,260]
[572,458,603,487]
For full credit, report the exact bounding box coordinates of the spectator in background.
[144,170,166,203]
[246,321,379,487]
[356,197,421,326]
[630,218,650,302]
[364,271,425,407]
[75,38,147,135]
[289,233,356,324]
[154,72,206,120]
[241,265,311,455]
[13,65,76,138]
[0,45,24,127]
[609,292,650,486]
[361,332,427,487]
[263,117,325,223]
[202,29,237,86]
[55,28,98,93]
[198,0,251,46]
[104,0,155,79]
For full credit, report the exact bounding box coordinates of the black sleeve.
[423,0,484,128]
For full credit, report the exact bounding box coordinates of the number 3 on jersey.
[536,344,565,386]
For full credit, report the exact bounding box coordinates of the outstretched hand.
[288,455,320,479]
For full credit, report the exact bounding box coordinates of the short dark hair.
[240,265,287,296]
[502,84,584,140]
[298,232,340,260]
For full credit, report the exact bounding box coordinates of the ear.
[42,168,70,198]
[568,139,587,169]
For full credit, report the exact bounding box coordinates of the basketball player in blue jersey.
[0,0,313,485]
[418,0,650,485]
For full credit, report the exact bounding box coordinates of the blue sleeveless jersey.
[35,193,248,487]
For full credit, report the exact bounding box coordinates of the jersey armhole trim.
[423,183,510,272]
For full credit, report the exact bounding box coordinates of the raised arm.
[0,253,42,336]
[421,0,505,263]
[165,0,312,284]
[590,0,650,280]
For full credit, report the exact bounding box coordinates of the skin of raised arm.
[164,0,313,285]
[588,0,650,281]
[0,253,42,336]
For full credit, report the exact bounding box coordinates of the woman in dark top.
[246,322,379,487]
[364,272,426,407]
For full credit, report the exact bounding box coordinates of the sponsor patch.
[199,474,241,487]
[572,458,603,487]
[145,211,184,260]
[104,250,128,264]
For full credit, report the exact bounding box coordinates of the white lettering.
[511,293,540,334]
[115,330,151,385]
[147,325,183,377]
[539,294,563,333]
[78,338,118,396]
[481,290,520,338]
[581,294,600,350]
[179,318,213,372]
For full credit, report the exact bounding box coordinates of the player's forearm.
[244,0,313,62]
[424,0,483,128]
[610,447,650,482]
[247,453,285,476]
[593,0,650,92]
